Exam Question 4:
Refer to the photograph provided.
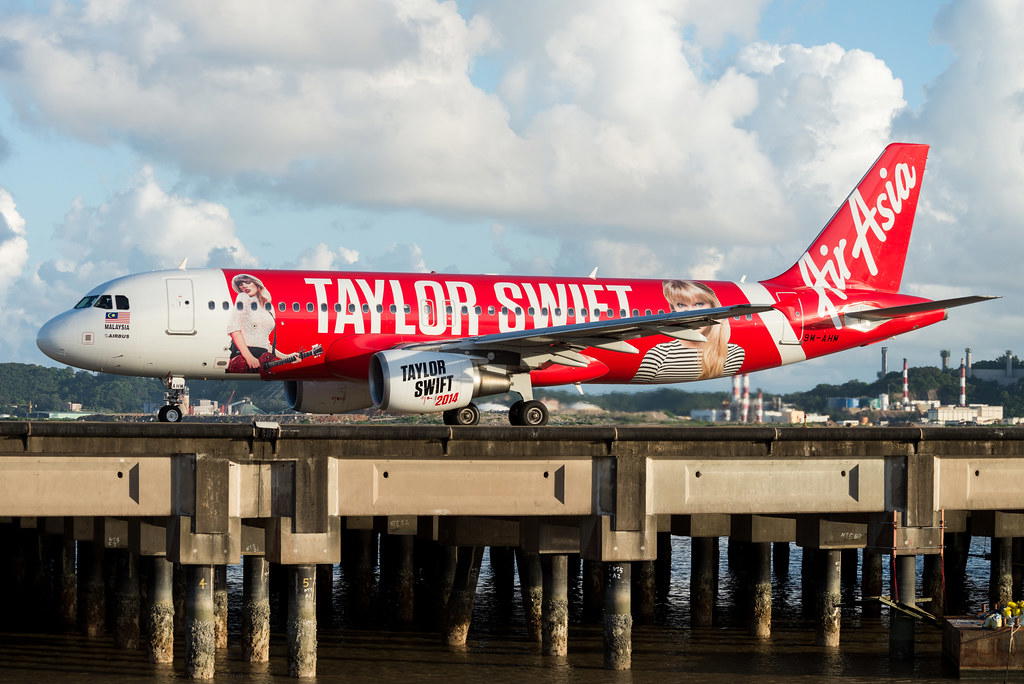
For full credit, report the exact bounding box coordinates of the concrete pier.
[113,550,140,650]
[80,541,105,637]
[816,550,841,647]
[800,547,816,619]
[435,544,457,630]
[242,556,271,663]
[59,534,77,631]
[632,560,656,623]
[444,546,483,647]
[991,536,1013,605]
[185,565,216,680]
[690,537,716,628]
[383,535,414,627]
[603,562,632,670]
[515,548,543,643]
[214,565,228,649]
[288,565,317,678]
[541,555,568,656]
[922,553,945,617]
[861,548,883,618]
[750,542,771,638]
[147,557,175,664]
[890,554,916,661]
[350,530,377,622]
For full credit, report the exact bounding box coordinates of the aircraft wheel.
[444,403,480,426]
[520,400,549,426]
[158,405,183,423]
[508,400,525,425]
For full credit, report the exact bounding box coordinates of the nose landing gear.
[157,374,187,423]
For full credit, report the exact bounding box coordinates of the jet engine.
[284,380,373,414]
[369,349,511,413]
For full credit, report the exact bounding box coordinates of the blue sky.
[0,0,1019,395]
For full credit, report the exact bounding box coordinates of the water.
[0,538,1005,682]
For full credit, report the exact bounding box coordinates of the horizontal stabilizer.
[843,296,998,322]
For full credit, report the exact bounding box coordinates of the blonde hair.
[662,280,730,379]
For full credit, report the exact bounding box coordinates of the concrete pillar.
[316,563,333,623]
[490,547,516,603]
[350,530,377,622]
[656,532,673,599]
[944,532,969,614]
[147,557,174,664]
[185,565,216,680]
[889,554,916,661]
[841,548,859,586]
[288,565,317,678]
[603,562,631,670]
[79,541,105,637]
[60,535,77,631]
[750,542,771,638]
[991,536,1013,606]
[632,560,656,623]
[800,547,817,619]
[213,565,228,649]
[435,545,457,630]
[922,554,945,617]
[444,546,483,647]
[583,559,604,623]
[773,541,790,577]
[173,562,186,634]
[541,555,568,656]
[861,548,883,618]
[816,550,841,647]
[383,535,414,627]
[242,556,271,663]
[113,551,140,650]
[515,548,543,643]
[690,537,716,628]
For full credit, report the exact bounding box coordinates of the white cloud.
[295,243,360,270]
[0,188,28,295]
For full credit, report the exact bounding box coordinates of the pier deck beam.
[185,565,216,680]
[889,554,916,661]
[147,557,174,664]
[690,537,716,628]
[242,556,271,663]
[288,564,317,678]
[541,554,568,656]
[750,542,771,638]
[816,549,841,647]
[603,562,632,670]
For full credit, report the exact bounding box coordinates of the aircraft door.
[166,278,196,334]
[775,291,804,345]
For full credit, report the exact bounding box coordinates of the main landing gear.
[508,399,549,426]
[157,374,186,423]
[443,403,481,426]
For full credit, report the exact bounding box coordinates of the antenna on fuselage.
[588,267,599,280]
[177,258,189,271]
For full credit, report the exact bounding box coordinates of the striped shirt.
[632,343,745,384]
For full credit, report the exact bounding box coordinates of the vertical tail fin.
[767,143,929,293]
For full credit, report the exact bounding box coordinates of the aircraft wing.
[405,304,774,369]
[843,295,999,322]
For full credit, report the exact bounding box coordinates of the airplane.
[36,143,995,425]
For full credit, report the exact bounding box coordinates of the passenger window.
[568,308,575,316]
[645,309,652,316]
[515,307,522,315]
[632,309,639,316]
[620,309,627,317]
[320,303,328,312]
[250,302,258,311]
[362,304,369,313]
[279,302,286,312]
[236,301,244,311]
[115,295,130,310]
[528,307,535,316]
[473,306,480,315]
[265,303,273,312]
[292,303,300,312]
[555,308,562,316]
[389,305,397,314]
[404,305,411,314]
[94,295,113,309]
[376,304,383,313]
[306,303,314,312]
[223,301,230,310]
[348,304,356,313]
[487,306,495,315]
[208,301,215,310]
[501,306,508,315]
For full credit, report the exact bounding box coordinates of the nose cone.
[37,313,74,361]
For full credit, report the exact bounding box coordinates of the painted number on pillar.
[302,576,314,596]
[608,566,623,580]
[198,577,206,588]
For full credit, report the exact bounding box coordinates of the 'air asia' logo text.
[797,162,918,327]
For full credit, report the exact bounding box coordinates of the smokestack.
[732,374,742,420]
[756,389,764,424]
[966,348,973,377]
[940,350,950,371]
[880,346,889,378]
[959,357,967,407]
[1007,350,1014,378]
[902,358,910,407]
[741,375,750,423]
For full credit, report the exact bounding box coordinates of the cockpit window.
[115,295,129,310]
[74,296,98,309]
[94,295,113,310]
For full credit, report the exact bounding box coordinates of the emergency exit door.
[166,278,195,334]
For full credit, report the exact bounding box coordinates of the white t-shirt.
[227,294,275,350]
[632,342,744,383]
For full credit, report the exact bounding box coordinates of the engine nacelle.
[369,350,511,413]
[284,380,373,414]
